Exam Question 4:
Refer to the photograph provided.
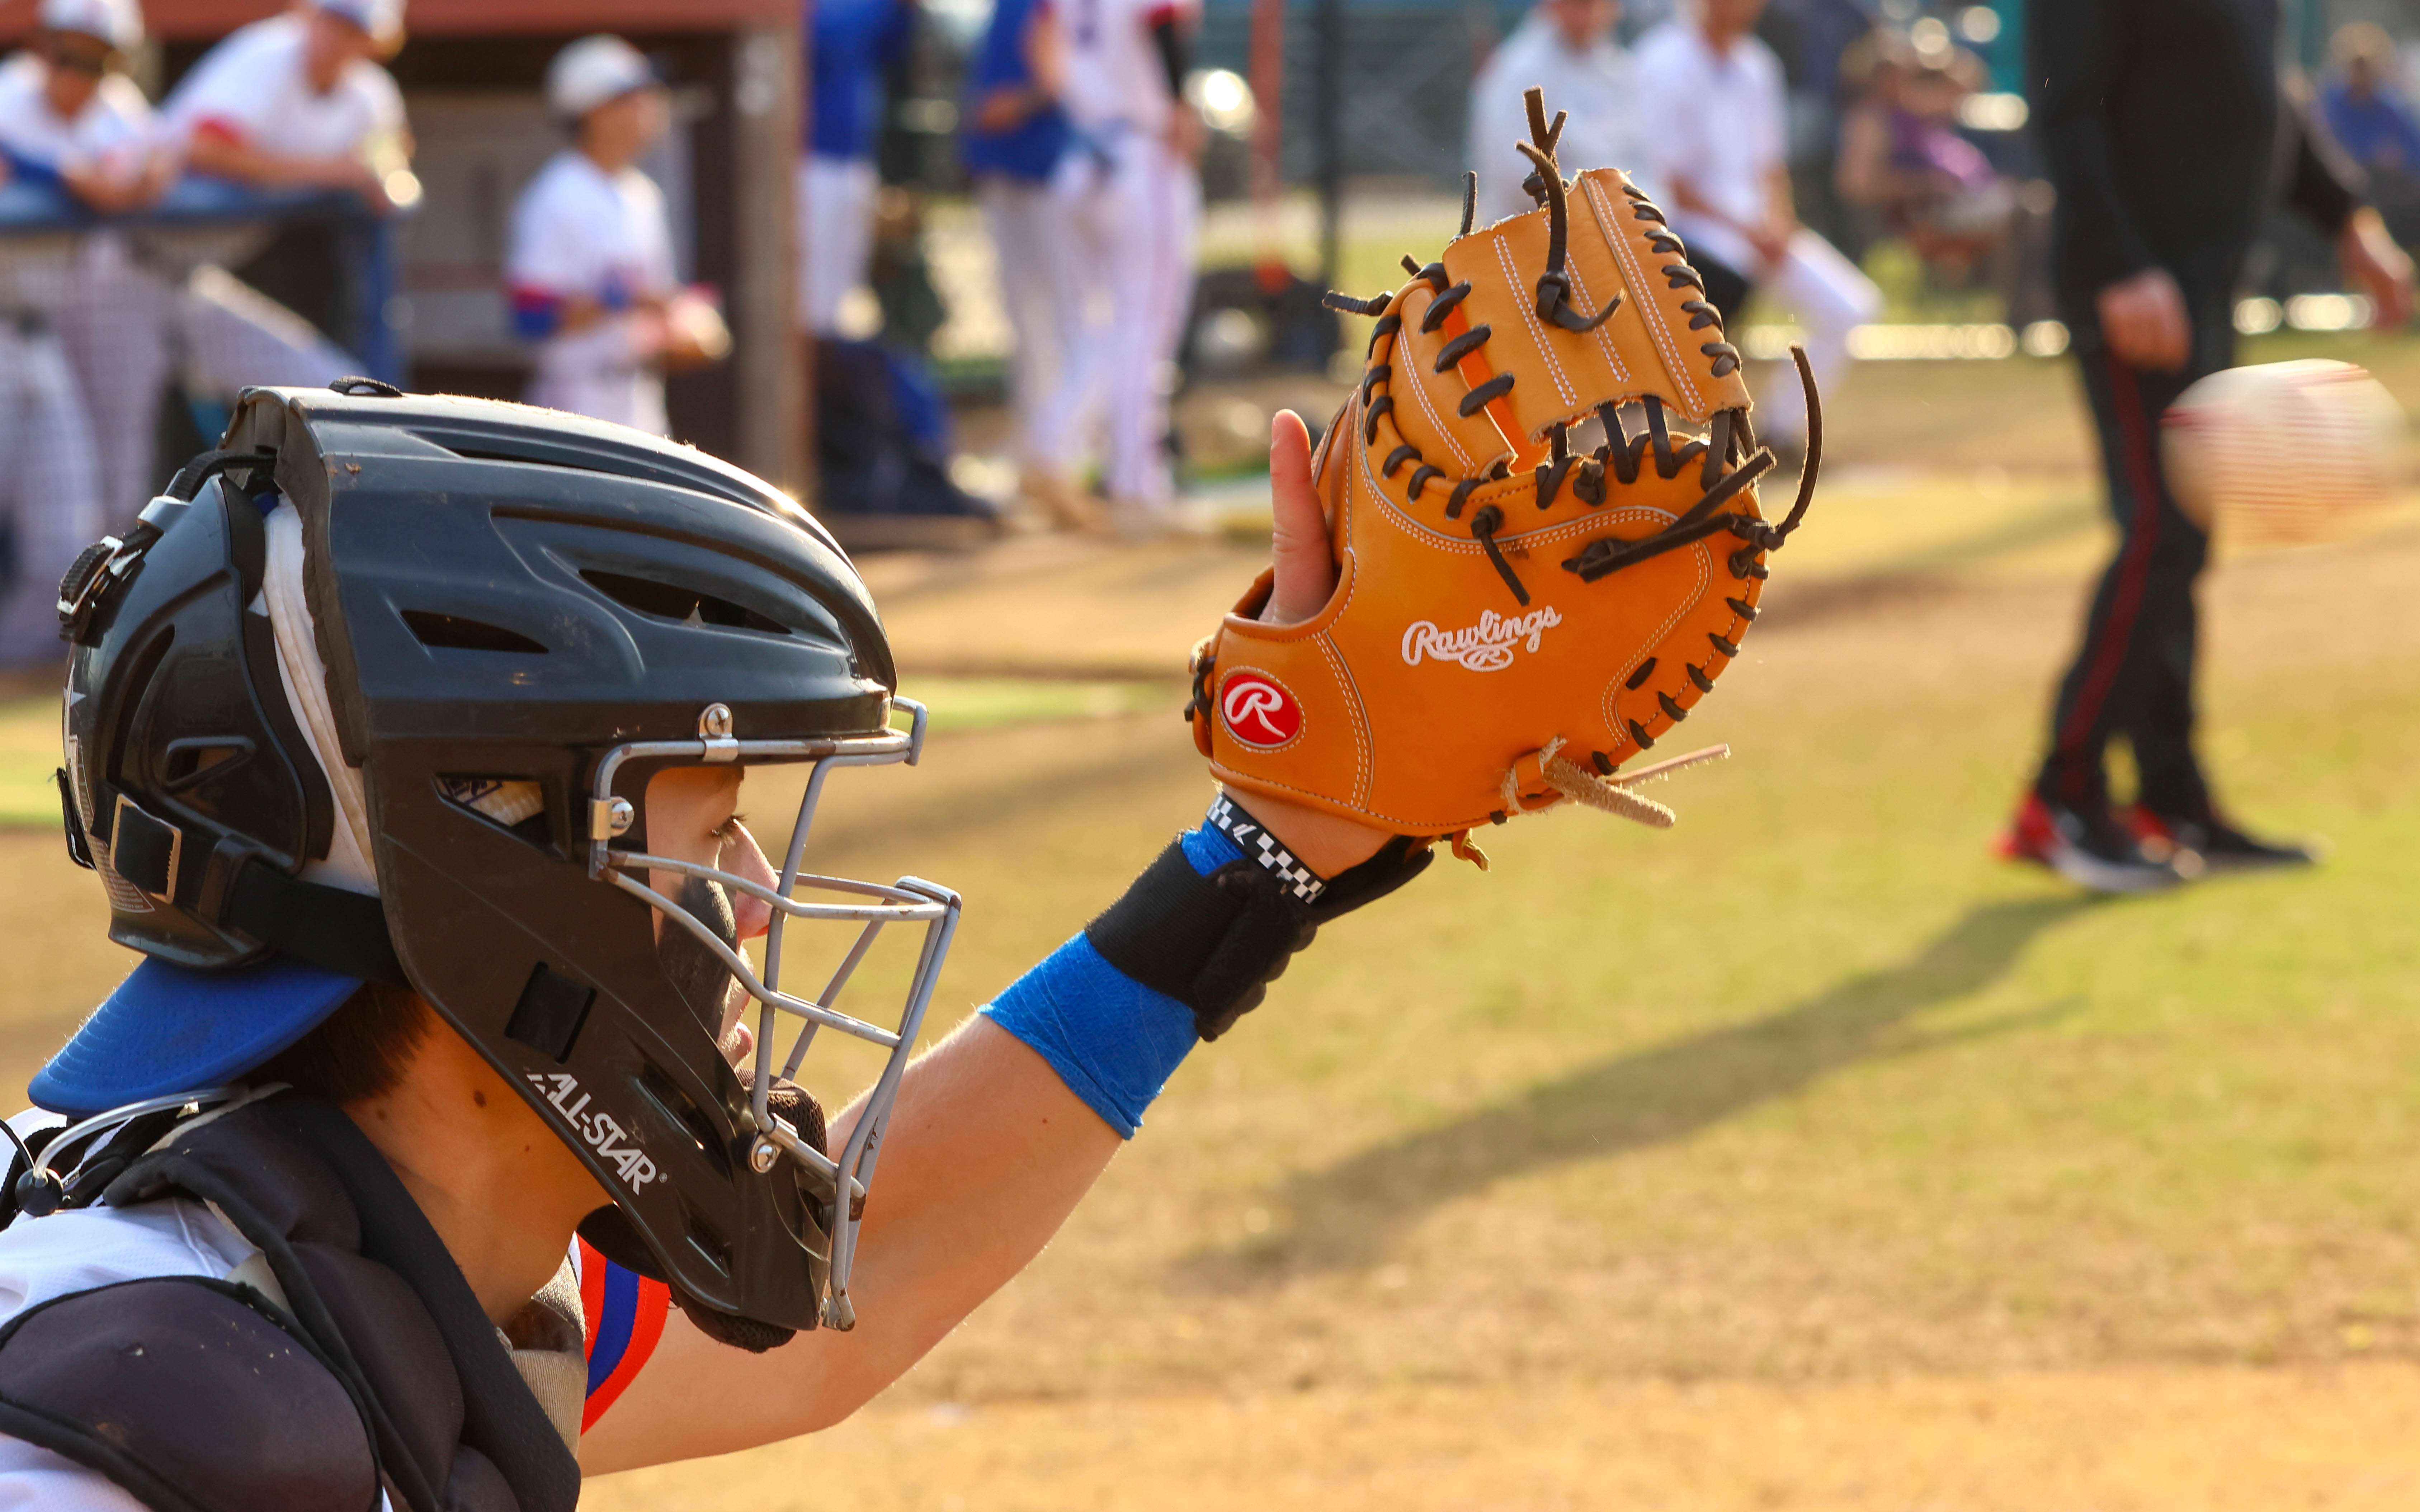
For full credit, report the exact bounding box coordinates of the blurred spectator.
[961,0,1079,504]
[1835,35,2049,321]
[18,0,171,529]
[0,0,146,662]
[1998,0,2413,888]
[2320,23,2420,247]
[1760,0,1878,258]
[1466,0,1637,229]
[85,0,408,467]
[0,0,165,214]
[508,36,729,436]
[1030,0,1204,530]
[1633,0,1879,453]
[164,0,408,211]
[1836,40,2013,272]
[803,0,912,334]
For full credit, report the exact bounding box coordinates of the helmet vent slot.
[507,962,595,1062]
[685,1213,733,1278]
[580,570,793,637]
[159,737,255,793]
[637,1061,733,1178]
[401,611,550,656]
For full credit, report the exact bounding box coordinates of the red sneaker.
[1998,793,2192,893]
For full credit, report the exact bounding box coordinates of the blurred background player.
[802,0,912,335]
[166,0,405,210]
[151,0,405,384]
[2000,0,2415,892]
[1031,0,1204,530]
[1466,0,1636,230]
[0,0,146,663]
[507,35,730,435]
[1834,36,2045,324]
[2320,23,2420,250]
[56,0,405,526]
[1632,0,1879,458]
[961,0,1080,517]
[15,0,171,535]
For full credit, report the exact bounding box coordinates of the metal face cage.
[587,696,959,1330]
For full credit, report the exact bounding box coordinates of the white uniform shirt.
[1059,0,1195,137]
[507,149,679,434]
[159,14,404,162]
[1628,20,1787,275]
[1466,15,1641,230]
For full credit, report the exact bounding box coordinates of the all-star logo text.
[528,1071,662,1188]
[1401,606,1565,672]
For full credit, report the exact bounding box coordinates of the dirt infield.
[591,1365,2420,1511]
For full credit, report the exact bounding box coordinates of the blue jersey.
[2322,82,2420,175]
[810,0,914,161]
[959,0,1070,183]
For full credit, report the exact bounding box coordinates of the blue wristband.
[980,819,1245,1137]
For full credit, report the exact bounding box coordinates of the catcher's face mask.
[594,711,959,1332]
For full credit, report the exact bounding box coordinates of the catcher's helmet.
[42,386,958,1337]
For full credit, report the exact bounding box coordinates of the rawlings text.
[1401,606,1565,672]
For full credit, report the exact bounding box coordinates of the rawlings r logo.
[1220,672,1302,748]
[1402,606,1564,672]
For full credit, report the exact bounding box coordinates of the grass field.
[7,340,2420,1506]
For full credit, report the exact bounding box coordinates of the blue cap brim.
[29,956,361,1117]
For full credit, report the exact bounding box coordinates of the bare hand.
[1233,411,1389,875]
[971,84,1038,135]
[2095,267,2192,372]
[2340,206,2416,331]
[1168,104,1207,166]
[660,292,733,370]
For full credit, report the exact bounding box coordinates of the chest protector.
[0,1094,580,1512]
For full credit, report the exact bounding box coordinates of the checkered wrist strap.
[1206,794,1327,904]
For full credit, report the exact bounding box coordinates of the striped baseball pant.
[2031,317,2232,817]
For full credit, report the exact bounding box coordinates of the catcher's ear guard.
[1085,798,1433,1040]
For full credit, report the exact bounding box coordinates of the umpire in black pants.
[2002,0,2414,893]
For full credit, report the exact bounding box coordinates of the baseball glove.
[1185,89,1824,858]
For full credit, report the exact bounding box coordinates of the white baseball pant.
[1752,229,1882,446]
[977,173,1084,470]
[0,320,102,665]
[799,154,879,335]
[1035,130,1200,508]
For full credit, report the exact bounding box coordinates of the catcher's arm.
[577,423,1374,1474]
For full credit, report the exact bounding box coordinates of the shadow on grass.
[1173,893,2093,1291]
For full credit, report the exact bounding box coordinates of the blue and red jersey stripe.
[577,1237,671,1433]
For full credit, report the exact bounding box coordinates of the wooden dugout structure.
[0,0,807,491]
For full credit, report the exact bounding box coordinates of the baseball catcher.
[0,88,1815,1510]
